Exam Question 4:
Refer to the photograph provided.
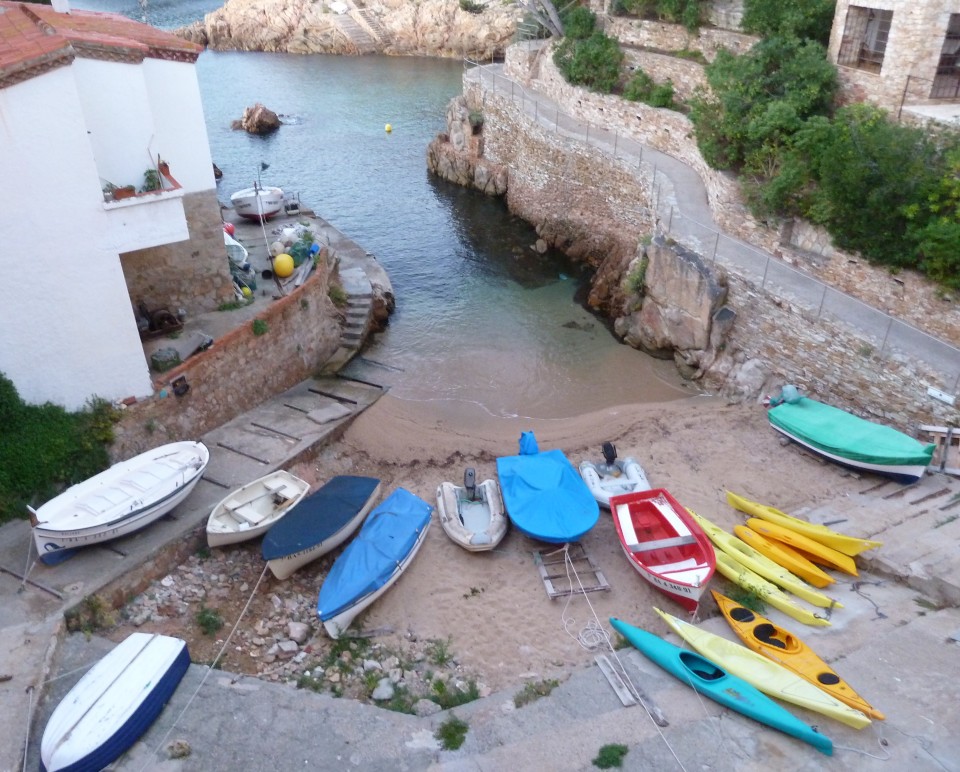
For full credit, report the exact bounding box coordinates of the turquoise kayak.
[610,617,833,756]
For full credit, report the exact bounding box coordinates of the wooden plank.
[595,654,637,707]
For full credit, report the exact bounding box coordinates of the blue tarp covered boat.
[496,432,599,543]
[318,487,432,638]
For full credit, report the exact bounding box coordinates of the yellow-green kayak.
[687,509,842,610]
[713,550,831,627]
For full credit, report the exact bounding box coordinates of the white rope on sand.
[140,562,270,770]
[554,543,688,771]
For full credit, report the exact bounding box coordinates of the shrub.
[593,744,629,769]
[459,0,484,14]
[195,605,224,635]
[553,32,624,95]
[252,319,269,336]
[742,0,835,46]
[514,678,560,707]
[435,715,469,751]
[328,285,349,308]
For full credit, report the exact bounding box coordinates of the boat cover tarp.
[496,433,599,543]
[769,398,935,466]
[317,487,431,621]
[262,475,380,561]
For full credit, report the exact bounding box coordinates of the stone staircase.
[333,12,379,54]
[321,265,374,373]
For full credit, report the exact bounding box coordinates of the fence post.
[614,132,618,158]
[817,285,827,318]
[667,206,673,234]
[761,255,770,289]
[879,317,894,355]
[711,231,719,262]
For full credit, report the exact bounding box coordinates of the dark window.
[932,14,960,99]
[837,6,893,74]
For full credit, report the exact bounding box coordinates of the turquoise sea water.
[75,1,691,418]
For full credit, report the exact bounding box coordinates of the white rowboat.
[206,470,310,548]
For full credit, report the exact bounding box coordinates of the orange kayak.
[712,590,884,720]
[745,518,858,577]
[734,525,835,588]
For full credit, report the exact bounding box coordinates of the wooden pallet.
[533,543,610,599]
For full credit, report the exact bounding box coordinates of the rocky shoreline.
[176,0,522,60]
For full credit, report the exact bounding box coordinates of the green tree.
[690,36,837,171]
[562,5,596,40]
[742,0,836,46]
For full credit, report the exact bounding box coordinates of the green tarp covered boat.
[768,396,934,484]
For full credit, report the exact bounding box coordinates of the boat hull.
[41,633,189,772]
[610,488,715,613]
[655,608,870,729]
[206,470,310,548]
[318,487,432,638]
[32,441,209,563]
[578,456,651,508]
[230,186,283,221]
[436,478,508,552]
[725,490,882,557]
[734,525,835,587]
[610,617,833,755]
[262,476,382,580]
[712,591,885,721]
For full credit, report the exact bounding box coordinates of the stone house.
[829,0,960,125]
[0,0,231,410]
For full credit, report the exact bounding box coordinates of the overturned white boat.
[231,181,283,221]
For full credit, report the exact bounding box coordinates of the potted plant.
[142,168,162,192]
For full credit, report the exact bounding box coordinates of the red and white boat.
[609,488,715,612]
[230,181,284,221]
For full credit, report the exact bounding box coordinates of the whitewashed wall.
[0,67,153,409]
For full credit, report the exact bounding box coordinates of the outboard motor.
[463,468,477,501]
[602,442,617,466]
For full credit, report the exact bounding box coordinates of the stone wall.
[604,17,759,62]
[111,255,342,459]
[120,190,234,317]
[622,49,707,102]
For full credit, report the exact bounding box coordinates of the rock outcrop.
[177,0,521,59]
[614,236,732,378]
[232,103,282,135]
[427,96,507,195]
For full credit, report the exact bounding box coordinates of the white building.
[0,0,231,410]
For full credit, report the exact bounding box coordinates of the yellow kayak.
[713,591,885,721]
[745,518,858,577]
[713,550,831,627]
[687,510,842,610]
[734,525,835,588]
[726,491,882,557]
[655,607,870,729]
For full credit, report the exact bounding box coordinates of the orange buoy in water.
[274,253,295,278]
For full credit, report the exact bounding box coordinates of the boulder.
[232,103,281,135]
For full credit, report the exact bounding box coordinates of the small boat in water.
[609,488,715,613]
[767,389,934,485]
[231,181,284,222]
[29,441,209,564]
[318,487,432,638]
[578,441,651,508]
[610,616,833,755]
[41,633,190,772]
[206,470,310,548]
[436,468,508,552]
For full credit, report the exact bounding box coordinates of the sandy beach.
[267,391,874,692]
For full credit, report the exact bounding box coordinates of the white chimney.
[51,0,71,13]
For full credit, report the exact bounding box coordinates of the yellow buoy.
[385,123,392,133]
[241,286,252,298]
[273,253,295,278]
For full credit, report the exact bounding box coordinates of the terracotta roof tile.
[0,1,201,88]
